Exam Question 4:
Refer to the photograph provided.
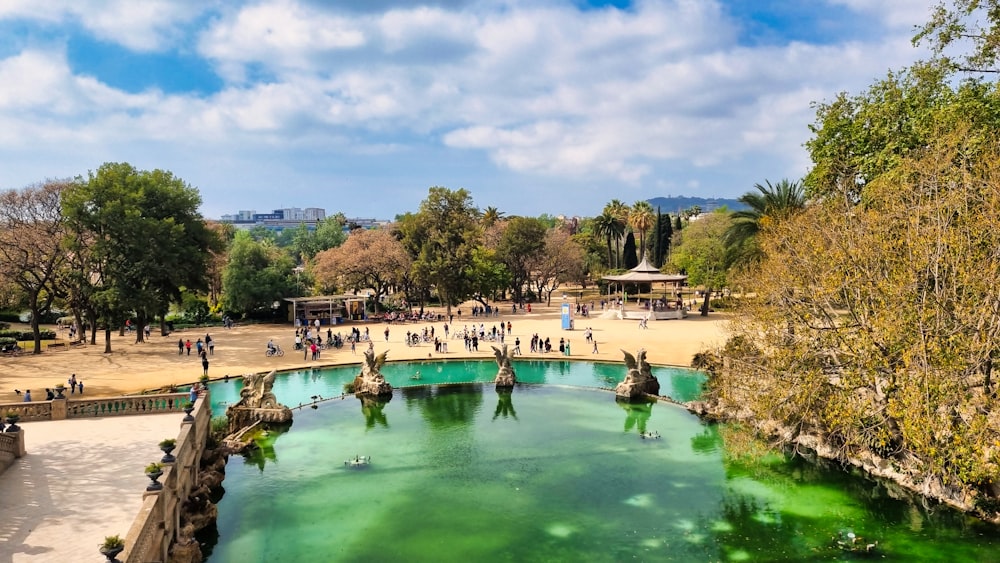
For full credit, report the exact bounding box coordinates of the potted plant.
[158,438,177,463]
[144,462,164,491]
[99,534,125,561]
[181,401,195,423]
[4,411,20,432]
[53,383,66,399]
[199,374,210,384]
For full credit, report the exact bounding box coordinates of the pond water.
[203,362,1000,562]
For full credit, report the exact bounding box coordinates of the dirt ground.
[0,300,728,401]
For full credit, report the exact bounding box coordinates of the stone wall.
[0,430,25,475]
[120,393,212,562]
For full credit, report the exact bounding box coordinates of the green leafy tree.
[628,201,655,258]
[62,163,217,351]
[222,230,299,317]
[592,210,623,269]
[497,216,547,303]
[916,0,1000,72]
[399,187,480,313]
[467,247,512,304]
[670,211,730,316]
[724,179,806,267]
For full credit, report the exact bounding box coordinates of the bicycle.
[266,345,284,357]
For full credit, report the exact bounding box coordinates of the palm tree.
[604,200,629,268]
[628,201,655,259]
[481,206,505,227]
[593,211,618,268]
[724,179,806,266]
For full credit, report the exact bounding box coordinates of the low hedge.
[0,329,57,341]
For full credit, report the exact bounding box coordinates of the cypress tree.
[623,232,638,269]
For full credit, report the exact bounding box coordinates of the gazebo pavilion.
[602,256,688,320]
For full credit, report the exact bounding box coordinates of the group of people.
[177,334,213,376]
[18,374,84,403]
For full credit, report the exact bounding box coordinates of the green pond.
[203,361,1000,562]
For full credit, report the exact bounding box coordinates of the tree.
[804,62,1000,201]
[467,247,511,305]
[669,211,730,316]
[724,179,806,267]
[915,0,1000,73]
[222,230,299,317]
[496,217,547,303]
[592,210,621,269]
[62,163,217,352]
[481,206,505,228]
[311,229,410,313]
[651,208,673,268]
[605,200,629,267]
[399,187,480,313]
[528,228,586,305]
[0,181,69,353]
[622,232,638,270]
[628,201,655,258]
[720,134,1000,493]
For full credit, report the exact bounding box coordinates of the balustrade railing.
[0,402,52,421]
[66,393,188,418]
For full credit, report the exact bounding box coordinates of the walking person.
[206,334,214,355]
[69,374,78,394]
[201,351,209,377]
[185,339,192,355]
[78,380,84,394]
[592,338,599,354]
[178,338,184,355]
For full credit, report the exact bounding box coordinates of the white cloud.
[0,0,208,51]
[0,0,938,216]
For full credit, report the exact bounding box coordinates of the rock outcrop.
[615,348,660,399]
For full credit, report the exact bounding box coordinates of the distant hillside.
[646,196,747,214]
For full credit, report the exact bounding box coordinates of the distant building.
[220,208,391,233]
[220,207,328,232]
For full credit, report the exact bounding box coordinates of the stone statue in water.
[226,370,293,434]
[615,348,660,399]
[353,348,393,396]
[492,344,516,387]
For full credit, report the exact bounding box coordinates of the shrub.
[0,311,21,323]
[0,329,56,341]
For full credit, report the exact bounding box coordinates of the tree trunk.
[160,312,169,336]
[700,288,712,317]
[135,312,146,343]
[73,311,84,342]
[88,310,97,345]
[29,295,42,354]
[104,327,113,354]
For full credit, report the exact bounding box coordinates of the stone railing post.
[50,398,67,421]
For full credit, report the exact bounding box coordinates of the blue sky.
[0,0,931,219]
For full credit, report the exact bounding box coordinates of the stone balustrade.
[120,392,211,562]
[0,401,52,422]
[67,393,188,418]
[0,430,25,475]
[0,393,188,422]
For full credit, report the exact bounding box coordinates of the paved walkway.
[0,414,182,563]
